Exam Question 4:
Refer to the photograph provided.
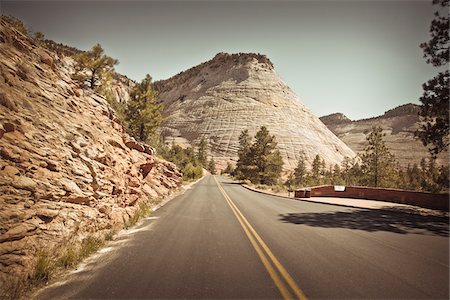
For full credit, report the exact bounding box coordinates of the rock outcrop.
[155,52,356,170]
[0,20,182,283]
[320,104,448,167]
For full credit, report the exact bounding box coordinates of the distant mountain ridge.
[320,103,448,167]
[155,52,356,170]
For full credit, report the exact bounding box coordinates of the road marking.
[213,176,307,300]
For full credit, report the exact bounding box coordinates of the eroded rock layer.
[0,20,182,282]
[155,53,356,170]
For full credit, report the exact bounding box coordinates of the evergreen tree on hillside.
[207,158,217,175]
[236,130,254,180]
[417,0,449,156]
[310,154,323,185]
[293,151,307,187]
[196,138,208,167]
[223,162,234,175]
[125,74,163,143]
[72,43,118,89]
[235,127,283,184]
[250,126,283,185]
[361,127,398,187]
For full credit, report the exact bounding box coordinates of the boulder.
[64,194,91,206]
[3,123,15,133]
[12,176,36,192]
[124,138,145,152]
[35,48,53,66]
[144,145,155,156]
[128,177,141,188]
[2,166,20,177]
[0,223,37,243]
[140,159,154,178]
[60,178,83,194]
[0,93,16,111]
[44,159,60,172]
[107,139,125,150]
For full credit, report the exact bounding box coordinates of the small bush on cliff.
[0,15,29,35]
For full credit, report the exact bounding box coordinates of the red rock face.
[0,19,182,283]
[155,52,356,171]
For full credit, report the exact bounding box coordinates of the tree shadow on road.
[279,209,449,236]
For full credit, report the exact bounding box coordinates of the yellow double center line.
[213,176,307,300]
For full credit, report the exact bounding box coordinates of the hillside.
[155,52,356,170]
[320,104,448,167]
[0,19,182,286]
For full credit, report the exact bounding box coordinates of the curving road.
[36,175,449,299]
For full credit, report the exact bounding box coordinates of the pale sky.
[1,0,440,120]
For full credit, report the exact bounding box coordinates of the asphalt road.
[36,175,449,299]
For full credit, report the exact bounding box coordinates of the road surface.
[36,175,449,299]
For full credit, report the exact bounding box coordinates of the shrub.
[58,245,79,268]
[79,235,104,259]
[31,250,56,284]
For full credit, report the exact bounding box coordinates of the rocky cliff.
[155,52,356,170]
[320,104,448,167]
[0,20,182,285]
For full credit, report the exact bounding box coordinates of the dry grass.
[125,202,152,229]
[31,250,56,284]
[0,200,156,299]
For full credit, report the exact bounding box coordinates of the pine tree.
[417,0,449,156]
[207,158,217,175]
[235,127,283,184]
[250,126,283,185]
[72,43,118,89]
[293,151,307,187]
[332,164,344,185]
[223,162,234,175]
[125,74,163,143]
[196,138,208,167]
[361,127,398,187]
[406,163,423,191]
[310,154,323,185]
[261,149,283,185]
[235,130,254,180]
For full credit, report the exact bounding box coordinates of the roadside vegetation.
[226,126,449,194]
[1,229,115,300]
[234,126,283,185]
[416,0,449,157]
